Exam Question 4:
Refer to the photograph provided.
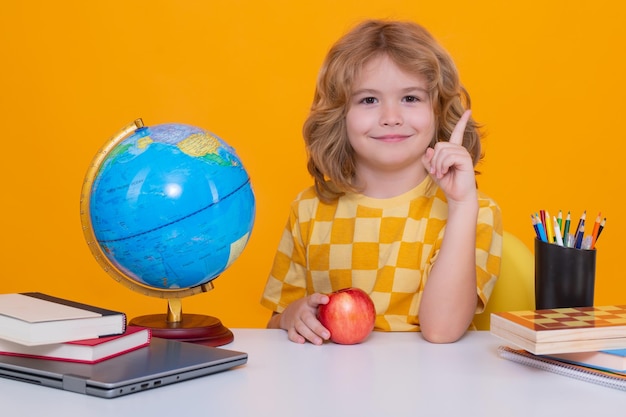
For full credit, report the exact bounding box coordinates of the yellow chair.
[473,231,535,330]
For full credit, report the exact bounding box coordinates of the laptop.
[0,337,247,398]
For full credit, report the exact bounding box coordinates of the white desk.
[2,329,626,416]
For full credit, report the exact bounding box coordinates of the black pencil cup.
[534,238,596,310]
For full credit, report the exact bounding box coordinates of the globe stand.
[129,298,234,347]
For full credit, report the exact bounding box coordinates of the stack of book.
[491,305,626,391]
[0,292,151,364]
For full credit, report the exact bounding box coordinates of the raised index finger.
[448,110,472,145]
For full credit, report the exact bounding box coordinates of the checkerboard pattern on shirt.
[261,178,502,331]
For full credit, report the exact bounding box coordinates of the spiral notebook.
[497,345,626,392]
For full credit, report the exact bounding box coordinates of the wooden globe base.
[129,313,234,347]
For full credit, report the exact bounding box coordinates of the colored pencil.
[535,213,548,242]
[574,223,585,249]
[563,211,571,247]
[553,216,564,246]
[531,214,540,240]
[545,211,555,243]
[595,217,606,244]
[590,212,602,249]
[575,211,586,236]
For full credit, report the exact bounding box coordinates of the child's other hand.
[279,293,330,345]
[422,110,477,204]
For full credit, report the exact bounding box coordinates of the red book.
[0,326,151,363]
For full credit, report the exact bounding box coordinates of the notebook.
[0,337,247,398]
[497,345,626,392]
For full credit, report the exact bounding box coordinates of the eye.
[359,96,378,104]
[403,95,421,103]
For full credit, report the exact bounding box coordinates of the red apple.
[317,287,376,344]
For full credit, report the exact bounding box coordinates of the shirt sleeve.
[474,193,503,313]
[260,203,309,313]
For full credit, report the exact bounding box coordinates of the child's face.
[346,54,435,177]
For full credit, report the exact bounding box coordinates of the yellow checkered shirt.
[260,177,502,331]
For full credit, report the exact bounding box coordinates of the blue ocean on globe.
[89,123,255,290]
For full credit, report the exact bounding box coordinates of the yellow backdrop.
[2,1,625,329]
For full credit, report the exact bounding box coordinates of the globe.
[80,119,255,345]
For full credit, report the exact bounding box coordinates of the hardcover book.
[0,292,126,346]
[0,326,150,363]
[490,305,626,354]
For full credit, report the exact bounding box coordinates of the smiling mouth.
[372,134,411,142]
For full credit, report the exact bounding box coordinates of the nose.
[380,103,403,126]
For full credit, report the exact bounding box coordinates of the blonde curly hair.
[303,19,482,202]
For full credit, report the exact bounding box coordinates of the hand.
[278,293,330,345]
[422,110,477,204]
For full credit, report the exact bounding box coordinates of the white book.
[0,292,126,346]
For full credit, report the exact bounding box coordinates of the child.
[260,19,502,345]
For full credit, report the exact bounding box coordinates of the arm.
[418,199,478,343]
[419,110,479,343]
